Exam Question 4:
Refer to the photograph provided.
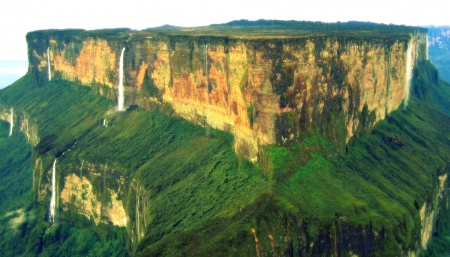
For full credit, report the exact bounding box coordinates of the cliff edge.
[26,21,427,160]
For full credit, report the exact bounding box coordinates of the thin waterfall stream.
[49,159,57,222]
[118,47,125,111]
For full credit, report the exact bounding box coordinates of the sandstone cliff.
[26,25,427,160]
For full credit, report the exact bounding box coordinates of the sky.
[0,0,449,61]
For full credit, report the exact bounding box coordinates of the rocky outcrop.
[57,160,128,227]
[32,156,130,227]
[26,26,427,161]
[0,105,39,145]
[60,173,127,227]
[420,173,448,250]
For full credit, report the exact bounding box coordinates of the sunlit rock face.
[26,27,427,160]
[60,173,127,227]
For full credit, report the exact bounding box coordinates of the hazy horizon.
[0,60,28,89]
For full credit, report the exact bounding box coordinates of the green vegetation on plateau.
[30,20,424,44]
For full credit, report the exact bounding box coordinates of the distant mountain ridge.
[426,26,450,82]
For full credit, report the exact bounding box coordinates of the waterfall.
[49,159,57,222]
[426,35,429,60]
[204,44,210,137]
[9,108,13,136]
[205,44,208,100]
[404,42,413,110]
[117,47,126,111]
[103,118,106,127]
[47,47,51,81]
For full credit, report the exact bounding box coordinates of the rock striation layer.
[26,24,427,160]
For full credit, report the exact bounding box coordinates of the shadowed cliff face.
[26,30,427,160]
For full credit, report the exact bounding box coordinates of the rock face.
[419,173,448,250]
[26,27,427,160]
[59,164,128,227]
[0,105,39,145]
[32,157,140,234]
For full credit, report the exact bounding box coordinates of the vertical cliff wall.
[26,29,427,160]
[0,105,39,145]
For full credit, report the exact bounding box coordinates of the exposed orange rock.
[51,39,117,87]
[30,33,427,160]
[60,173,127,227]
[136,62,149,88]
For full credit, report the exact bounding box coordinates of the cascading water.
[47,47,51,81]
[49,159,57,222]
[404,42,413,110]
[117,47,126,111]
[205,44,210,137]
[426,35,429,60]
[9,108,13,136]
